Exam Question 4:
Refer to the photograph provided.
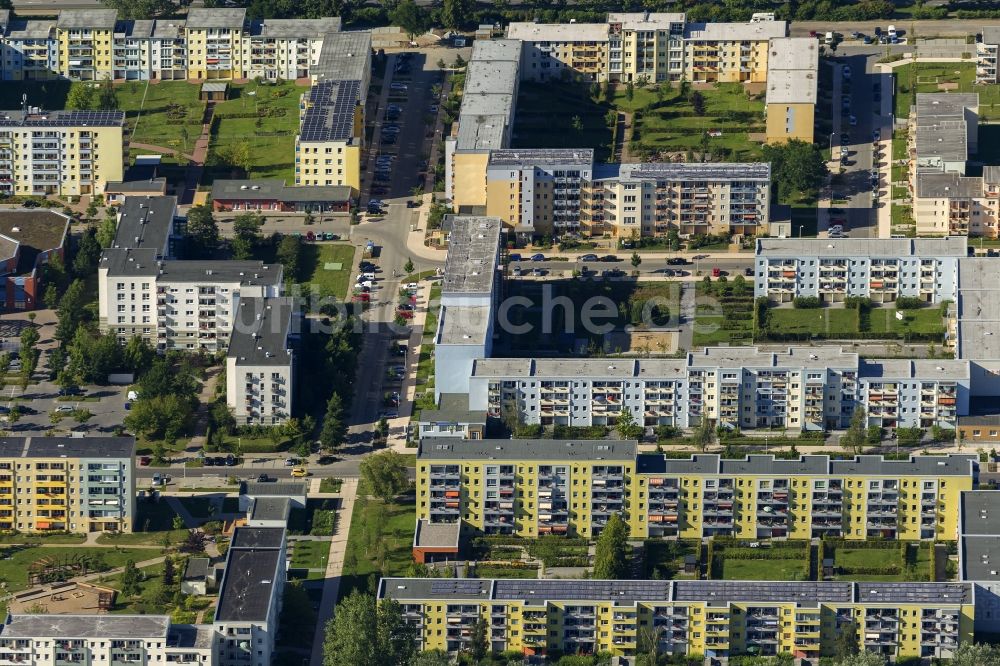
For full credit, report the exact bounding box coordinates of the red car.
[139,456,151,466]
[396,309,414,319]
[712,267,721,278]
[352,293,370,302]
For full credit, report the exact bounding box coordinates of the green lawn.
[722,557,807,581]
[340,492,416,599]
[300,243,356,300]
[512,82,615,161]
[623,82,766,162]
[473,565,538,579]
[891,203,915,226]
[290,540,330,570]
[0,546,157,594]
[892,130,909,161]
[205,80,308,183]
[767,307,859,336]
[99,500,188,546]
[893,62,1000,121]
[868,306,946,336]
[115,81,206,156]
[422,286,441,336]
[0,532,86,544]
[832,543,932,581]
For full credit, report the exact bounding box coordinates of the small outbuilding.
[200,81,229,101]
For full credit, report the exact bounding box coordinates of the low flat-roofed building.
[0,209,69,311]
[103,177,168,206]
[412,519,460,564]
[182,557,211,595]
[239,480,308,512]
[958,397,1000,443]
[210,179,352,213]
[247,497,292,528]
[416,392,487,440]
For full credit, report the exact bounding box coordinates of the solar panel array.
[429,580,490,598]
[0,110,124,127]
[298,80,358,143]
[856,582,972,604]
[494,580,671,602]
[674,581,854,603]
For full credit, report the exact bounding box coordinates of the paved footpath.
[309,478,359,666]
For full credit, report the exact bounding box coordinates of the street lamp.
[798,225,804,238]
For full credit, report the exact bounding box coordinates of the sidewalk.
[309,478,359,666]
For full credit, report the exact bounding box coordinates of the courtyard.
[893,62,1000,121]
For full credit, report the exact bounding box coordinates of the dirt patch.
[604,329,679,354]
[9,582,116,615]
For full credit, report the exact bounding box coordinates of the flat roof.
[250,17,341,39]
[464,60,520,96]
[675,580,852,603]
[56,8,117,30]
[99,247,158,278]
[470,38,521,62]
[418,392,487,425]
[915,121,970,165]
[157,260,282,286]
[0,210,69,276]
[242,480,308,497]
[151,19,183,39]
[757,236,969,257]
[916,172,982,198]
[859,359,969,380]
[507,22,609,42]
[185,8,247,29]
[607,13,685,30]
[458,92,515,119]
[471,358,689,379]
[635,453,977,477]
[684,20,787,41]
[614,162,770,181]
[855,582,971,605]
[494,579,671,603]
[249,497,291,522]
[228,297,294,367]
[419,438,637,462]
[455,113,509,151]
[113,195,176,253]
[442,215,501,295]
[314,31,371,83]
[105,178,168,195]
[0,109,124,128]
[413,519,460,550]
[0,436,135,459]
[211,179,351,203]
[488,148,594,167]
[436,305,491,346]
[215,549,282,622]
[962,536,1000,581]
[688,346,858,369]
[230,526,286,550]
[381,578,493,602]
[0,615,169,638]
[984,26,1000,46]
[961,490,1000,535]
[298,79,360,143]
[916,92,979,121]
[828,454,977,477]
[959,320,1000,360]
[183,557,210,581]
[5,19,55,40]
[765,69,817,105]
[115,19,154,39]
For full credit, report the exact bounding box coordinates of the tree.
[439,0,469,29]
[615,407,642,440]
[43,283,59,310]
[593,513,629,579]
[390,0,431,40]
[276,235,303,282]
[832,652,886,666]
[469,616,488,661]
[163,556,176,586]
[322,591,416,666]
[571,115,583,132]
[123,336,155,375]
[223,140,253,177]
[7,406,21,429]
[100,0,176,19]
[626,80,634,101]
[694,417,714,451]
[73,228,101,277]
[319,393,347,451]
[120,560,141,597]
[185,205,220,259]
[403,258,414,274]
[231,213,263,260]
[66,83,95,110]
[690,91,705,115]
[0,353,9,377]
[951,643,1000,666]
[55,279,88,344]
[762,139,828,198]
[20,325,39,353]
[97,79,118,110]
[180,530,206,554]
[375,417,389,444]
[410,652,451,666]
[97,215,118,248]
[360,450,409,502]
[841,407,868,455]
[630,252,642,268]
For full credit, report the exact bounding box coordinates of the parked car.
[600,255,620,262]
[139,456,151,466]
[667,257,689,265]
[508,253,522,262]
[291,467,309,478]
[256,474,272,482]
[712,267,721,278]
[225,455,236,467]
[580,253,599,262]
[530,253,545,262]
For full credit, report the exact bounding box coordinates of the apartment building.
[55,9,116,81]
[213,527,286,666]
[245,18,340,81]
[379,577,973,660]
[586,162,771,238]
[978,27,1000,84]
[184,8,246,80]
[764,37,818,144]
[0,12,58,80]
[0,208,69,311]
[226,296,296,425]
[0,108,124,197]
[434,216,501,401]
[754,237,966,304]
[0,616,215,665]
[859,359,968,430]
[507,22,608,82]
[445,39,521,209]
[417,439,976,542]
[484,149,594,238]
[293,79,363,192]
[0,436,136,534]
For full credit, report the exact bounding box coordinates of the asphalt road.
[834,53,879,238]
[3,380,128,434]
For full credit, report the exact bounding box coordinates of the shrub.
[793,296,822,309]
[895,296,926,310]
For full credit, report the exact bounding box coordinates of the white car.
[404,282,418,290]
[56,405,74,413]
[357,280,374,289]
[358,272,376,281]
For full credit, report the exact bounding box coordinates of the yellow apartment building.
[379,578,973,661]
[55,9,115,80]
[507,22,609,82]
[0,109,124,197]
[765,37,818,144]
[0,436,136,534]
[294,79,363,193]
[184,8,246,80]
[417,441,976,543]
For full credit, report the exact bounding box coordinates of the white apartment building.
[0,11,58,80]
[754,237,966,304]
[978,27,1000,84]
[226,297,295,425]
[859,359,968,430]
[0,616,215,665]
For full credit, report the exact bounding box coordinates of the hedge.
[838,566,901,576]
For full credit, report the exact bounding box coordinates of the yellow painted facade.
[293,139,360,193]
[56,26,114,80]
[387,580,973,660]
[418,454,973,542]
[766,102,816,144]
[185,26,245,80]
[451,153,491,210]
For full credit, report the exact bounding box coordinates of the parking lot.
[2,378,129,434]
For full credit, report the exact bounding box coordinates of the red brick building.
[0,209,70,312]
